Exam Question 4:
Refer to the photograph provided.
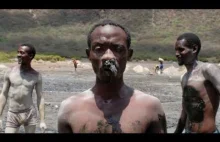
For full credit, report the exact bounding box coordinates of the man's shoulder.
[199,62,219,73]
[133,90,161,106]
[9,66,18,72]
[203,62,218,68]
[60,89,94,111]
[30,68,40,75]
[5,66,17,75]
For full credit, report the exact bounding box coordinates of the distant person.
[155,58,164,74]
[174,33,220,133]
[72,59,78,72]
[158,58,164,74]
[57,20,167,133]
[0,44,47,133]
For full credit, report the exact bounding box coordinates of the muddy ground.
[0,59,220,133]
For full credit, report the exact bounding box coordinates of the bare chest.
[182,71,212,122]
[70,108,150,133]
[9,72,37,87]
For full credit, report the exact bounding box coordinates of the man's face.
[175,39,195,66]
[86,25,132,82]
[17,46,32,65]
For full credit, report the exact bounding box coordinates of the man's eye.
[94,46,104,52]
[115,46,123,52]
[178,48,184,52]
[95,46,101,50]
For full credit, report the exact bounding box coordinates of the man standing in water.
[174,33,220,133]
[58,20,167,133]
[0,44,47,133]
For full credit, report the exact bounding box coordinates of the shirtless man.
[0,44,47,133]
[57,20,167,133]
[174,33,220,133]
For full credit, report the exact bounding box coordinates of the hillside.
[0,9,220,62]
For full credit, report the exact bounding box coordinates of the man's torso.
[182,63,219,132]
[8,67,39,112]
[65,90,158,133]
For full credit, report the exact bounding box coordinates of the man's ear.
[192,45,198,54]
[127,48,133,60]
[86,48,90,58]
[29,54,34,60]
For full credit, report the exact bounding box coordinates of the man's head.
[17,43,36,65]
[175,33,201,66]
[86,20,133,83]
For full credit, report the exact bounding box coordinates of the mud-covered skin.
[176,62,220,133]
[58,23,166,133]
[106,116,122,133]
[103,59,118,77]
[183,86,205,131]
[95,120,110,133]
[183,86,205,123]
[57,89,166,133]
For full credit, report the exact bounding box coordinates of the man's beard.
[178,61,184,66]
[17,58,22,64]
[177,58,184,66]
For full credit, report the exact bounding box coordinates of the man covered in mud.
[57,20,167,133]
[0,44,47,133]
[174,33,220,133]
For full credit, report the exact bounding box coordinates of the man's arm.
[0,70,11,129]
[57,100,72,133]
[35,73,46,131]
[148,98,167,133]
[157,102,167,133]
[174,106,187,133]
[174,74,187,133]
[203,63,220,93]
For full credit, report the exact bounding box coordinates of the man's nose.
[102,49,116,61]
[17,52,21,57]
[175,51,180,58]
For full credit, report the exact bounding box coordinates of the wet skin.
[58,25,167,133]
[174,39,220,133]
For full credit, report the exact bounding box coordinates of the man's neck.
[93,77,125,100]
[19,64,32,72]
[185,60,198,73]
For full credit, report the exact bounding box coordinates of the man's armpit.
[158,113,167,133]
[58,118,72,133]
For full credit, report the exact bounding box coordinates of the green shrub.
[71,56,81,60]
[0,52,11,62]
[35,54,66,62]
[0,51,17,62]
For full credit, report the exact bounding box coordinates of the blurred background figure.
[155,57,164,74]
[72,58,78,72]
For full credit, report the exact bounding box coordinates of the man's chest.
[9,72,37,87]
[70,109,151,133]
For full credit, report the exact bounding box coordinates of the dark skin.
[174,39,220,133]
[57,25,167,133]
[72,59,77,71]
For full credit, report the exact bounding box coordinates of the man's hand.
[40,122,47,133]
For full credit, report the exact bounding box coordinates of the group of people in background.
[0,20,219,133]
